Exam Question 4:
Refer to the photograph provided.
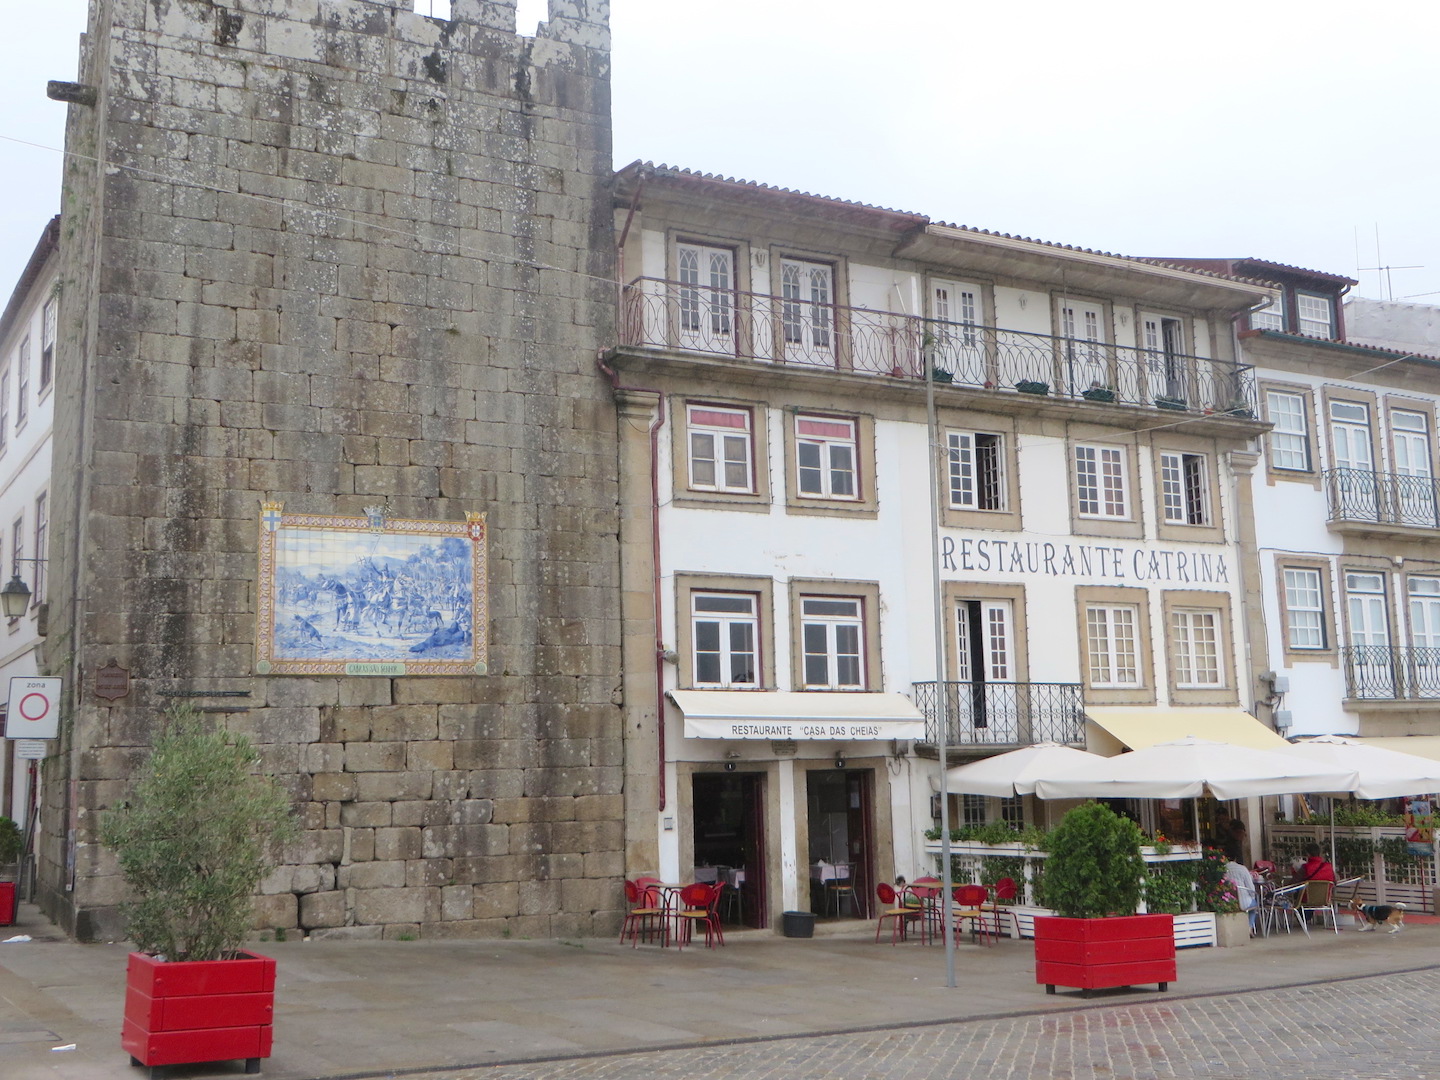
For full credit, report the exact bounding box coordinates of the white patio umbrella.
[944,742,1099,797]
[1031,736,1358,802]
[1279,734,1440,869]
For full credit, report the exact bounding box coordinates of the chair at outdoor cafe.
[951,884,996,946]
[1262,880,1310,937]
[874,882,925,944]
[1299,878,1340,933]
[620,879,667,947]
[671,882,726,949]
[993,876,1023,939]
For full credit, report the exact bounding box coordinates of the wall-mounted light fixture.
[1,557,47,619]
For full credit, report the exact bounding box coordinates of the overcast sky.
[5,1,1439,309]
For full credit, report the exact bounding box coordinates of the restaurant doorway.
[806,768,873,920]
[691,772,767,929]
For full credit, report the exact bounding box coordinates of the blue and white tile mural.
[256,504,488,676]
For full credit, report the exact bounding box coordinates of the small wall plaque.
[770,740,798,757]
[94,659,130,702]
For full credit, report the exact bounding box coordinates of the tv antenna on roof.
[1357,223,1422,301]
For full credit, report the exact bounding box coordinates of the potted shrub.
[931,365,955,384]
[1015,379,1049,395]
[0,816,21,925]
[1154,395,1187,411]
[102,706,296,1075]
[1081,386,1116,403]
[1033,802,1176,997]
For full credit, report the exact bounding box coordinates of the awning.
[667,690,926,741]
[1352,736,1440,764]
[1084,706,1286,755]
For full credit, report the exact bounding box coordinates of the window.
[15,338,27,428]
[1409,577,1440,648]
[692,592,759,688]
[795,416,856,500]
[1000,795,1024,829]
[0,369,8,452]
[1160,452,1209,525]
[1390,409,1436,525]
[1283,567,1326,650]
[800,596,864,689]
[686,405,753,494]
[1141,313,1188,401]
[1074,444,1128,519]
[1085,605,1140,688]
[948,431,1005,511]
[32,493,46,604]
[780,259,834,365]
[40,297,55,393]
[931,279,984,378]
[1265,389,1310,471]
[961,792,987,827]
[1296,292,1335,338]
[1251,294,1285,332]
[676,243,735,353]
[1170,609,1222,688]
[413,0,451,18]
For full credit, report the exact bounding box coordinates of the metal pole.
[925,335,957,988]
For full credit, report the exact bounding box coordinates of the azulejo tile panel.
[256,503,488,676]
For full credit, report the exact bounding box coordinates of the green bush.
[0,817,21,866]
[100,706,297,962]
[1142,862,1196,915]
[1044,802,1144,919]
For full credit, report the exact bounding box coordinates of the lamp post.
[1,558,46,619]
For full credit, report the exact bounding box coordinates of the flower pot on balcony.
[1154,396,1187,411]
[1015,380,1049,396]
[122,950,275,1073]
[931,366,954,384]
[1081,387,1116,403]
[1034,914,1176,995]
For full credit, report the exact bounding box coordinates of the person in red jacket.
[1293,843,1336,883]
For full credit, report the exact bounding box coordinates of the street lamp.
[1,557,47,619]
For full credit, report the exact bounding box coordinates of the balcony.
[619,278,1258,417]
[911,681,1085,747]
[1342,645,1440,701]
[1325,468,1440,535]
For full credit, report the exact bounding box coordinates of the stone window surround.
[1160,589,1240,706]
[1382,394,1440,483]
[780,408,879,519]
[670,396,771,513]
[674,572,777,691]
[942,580,1030,686]
[1275,556,1338,668]
[939,410,1023,533]
[1321,385,1382,475]
[1260,379,1319,487]
[1068,435,1144,540]
[1074,584,1155,705]
[1150,433,1226,544]
[786,578,882,692]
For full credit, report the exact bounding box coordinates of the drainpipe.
[597,352,668,811]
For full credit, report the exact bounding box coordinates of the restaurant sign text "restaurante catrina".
[940,535,1230,585]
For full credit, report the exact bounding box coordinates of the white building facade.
[608,166,1277,928]
[0,217,58,828]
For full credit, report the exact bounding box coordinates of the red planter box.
[1034,914,1175,996]
[0,881,15,926]
[122,951,275,1072]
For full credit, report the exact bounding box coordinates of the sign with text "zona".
[6,677,61,740]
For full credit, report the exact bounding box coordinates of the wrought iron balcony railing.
[1342,645,1440,700]
[910,680,1085,747]
[620,278,1258,416]
[1324,468,1440,529]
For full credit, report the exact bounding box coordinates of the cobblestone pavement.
[411,968,1440,1080]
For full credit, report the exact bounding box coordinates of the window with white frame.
[32,492,46,604]
[780,258,834,364]
[1283,567,1326,650]
[0,369,9,452]
[800,596,864,689]
[948,431,1005,511]
[1085,605,1140,688]
[40,297,55,393]
[692,592,759,688]
[1171,608,1222,687]
[676,243,735,351]
[1296,292,1335,338]
[15,338,27,428]
[1074,444,1128,519]
[1408,577,1440,653]
[795,415,857,499]
[1251,295,1285,332]
[1265,389,1310,471]
[1160,451,1209,526]
[686,405,754,493]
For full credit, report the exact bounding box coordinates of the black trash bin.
[782,910,816,938]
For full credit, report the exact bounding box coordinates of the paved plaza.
[4,904,1440,1080]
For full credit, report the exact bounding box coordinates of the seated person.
[1222,844,1259,932]
[1292,843,1336,884]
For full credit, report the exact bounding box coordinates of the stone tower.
[42,0,621,941]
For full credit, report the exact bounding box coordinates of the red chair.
[993,877,1022,939]
[672,882,724,949]
[874,882,924,944]
[620,879,666,947]
[952,884,995,945]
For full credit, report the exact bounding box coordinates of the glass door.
[1330,401,1378,521]
[1390,410,1436,526]
[1346,572,1394,698]
[1408,577,1440,697]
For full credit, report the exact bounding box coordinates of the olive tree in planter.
[1033,802,1176,997]
[0,816,21,925]
[101,706,296,1076]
